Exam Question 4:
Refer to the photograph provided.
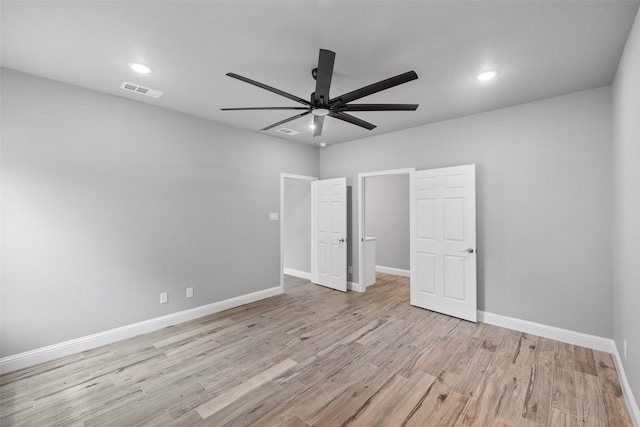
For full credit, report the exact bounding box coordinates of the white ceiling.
[2,1,638,146]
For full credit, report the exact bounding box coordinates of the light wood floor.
[0,274,633,426]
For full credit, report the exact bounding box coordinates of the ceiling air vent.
[120,82,163,99]
[275,128,299,136]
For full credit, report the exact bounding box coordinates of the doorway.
[357,168,414,292]
[280,174,316,291]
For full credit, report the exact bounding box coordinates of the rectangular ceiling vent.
[120,82,163,99]
[275,128,299,136]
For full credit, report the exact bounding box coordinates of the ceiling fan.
[221,49,419,137]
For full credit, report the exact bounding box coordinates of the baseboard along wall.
[375,265,410,277]
[1,287,637,426]
[0,286,282,375]
[283,268,311,280]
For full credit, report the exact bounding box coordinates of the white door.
[311,178,347,292]
[410,164,477,321]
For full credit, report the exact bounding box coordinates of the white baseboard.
[375,265,410,277]
[283,268,311,280]
[612,343,640,427]
[348,281,363,292]
[478,310,615,353]
[0,286,283,375]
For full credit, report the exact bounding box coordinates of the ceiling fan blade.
[313,115,325,137]
[260,111,311,131]
[329,71,418,106]
[226,73,311,106]
[221,107,310,111]
[314,49,335,105]
[329,112,376,130]
[339,103,419,111]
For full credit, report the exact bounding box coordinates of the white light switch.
[269,212,279,221]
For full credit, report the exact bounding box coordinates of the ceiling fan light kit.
[222,49,419,137]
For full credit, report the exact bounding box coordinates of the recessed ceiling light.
[309,124,316,129]
[129,63,152,74]
[477,71,497,81]
[320,142,327,148]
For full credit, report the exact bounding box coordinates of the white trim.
[357,168,414,294]
[347,281,363,292]
[375,265,410,277]
[612,343,640,427]
[283,268,311,280]
[478,310,614,353]
[280,173,317,293]
[0,286,282,374]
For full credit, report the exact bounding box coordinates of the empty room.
[1,1,639,425]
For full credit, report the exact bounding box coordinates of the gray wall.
[283,178,311,274]
[0,69,319,357]
[364,174,409,271]
[612,8,640,411]
[320,86,613,338]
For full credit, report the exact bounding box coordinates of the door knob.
[338,238,346,243]
[461,248,474,254]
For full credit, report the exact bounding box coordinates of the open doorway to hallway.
[358,168,413,292]
[280,174,315,292]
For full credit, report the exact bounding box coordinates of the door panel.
[410,164,477,322]
[417,252,436,293]
[312,178,347,292]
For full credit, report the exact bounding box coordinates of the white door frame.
[357,168,415,292]
[280,173,318,292]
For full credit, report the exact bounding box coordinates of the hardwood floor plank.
[601,384,634,427]
[221,379,308,427]
[395,338,439,379]
[23,385,144,426]
[459,363,507,426]
[83,381,205,427]
[512,333,539,368]
[521,337,554,424]
[574,345,598,376]
[276,378,352,422]
[453,345,495,398]
[575,371,608,427]
[549,407,579,427]
[422,390,468,426]
[446,336,484,376]
[414,336,466,377]
[402,370,460,426]
[342,371,436,427]
[551,359,578,417]
[493,364,532,424]
[593,350,624,397]
[295,342,366,387]
[492,329,524,371]
[306,381,377,426]
[195,358,296,419]
[195,379,282,426]
[555,341,576,371]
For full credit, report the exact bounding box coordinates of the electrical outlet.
[160,292,168,304]
[624,340,628,360]
[186,287,194,298]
